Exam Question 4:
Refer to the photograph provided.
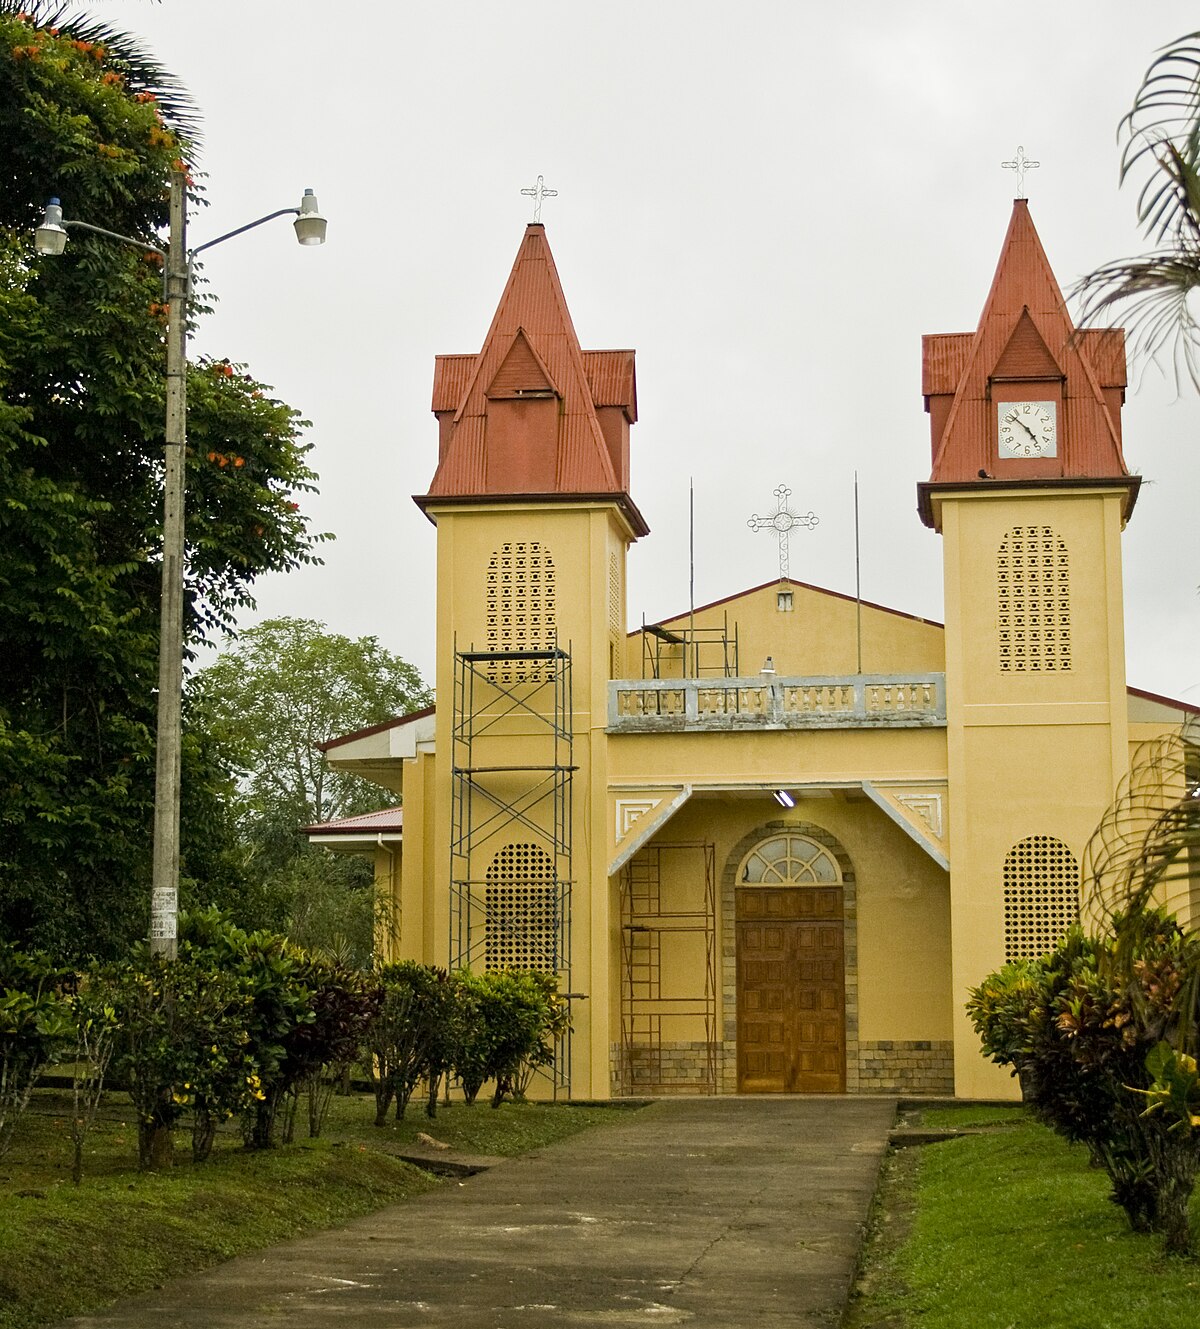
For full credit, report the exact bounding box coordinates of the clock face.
[998,401,1057,458]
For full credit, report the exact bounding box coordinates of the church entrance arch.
[735,831,847,1093]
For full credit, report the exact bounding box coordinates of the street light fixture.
[35,172,327,957]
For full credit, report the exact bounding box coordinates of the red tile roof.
[305,806,403,835]
[919,201,1137,526]
[416,225,646,535]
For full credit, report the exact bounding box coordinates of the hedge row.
[0,908,567,1177]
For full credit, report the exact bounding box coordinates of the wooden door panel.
[737,889,845,1093]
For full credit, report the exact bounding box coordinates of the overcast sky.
[83,1,1200,704]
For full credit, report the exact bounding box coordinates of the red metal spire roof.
[920,201,1135,517]
[416,225,645,534]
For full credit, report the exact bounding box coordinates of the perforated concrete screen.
[484,842,558,970]
[997,525,1071,673]
[485,540,556,682]
[1003,835,1080,960]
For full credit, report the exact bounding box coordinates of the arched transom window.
[739,834,841,884]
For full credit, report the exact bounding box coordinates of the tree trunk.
[192,1103,217,1163]
[142,1120,173,1170]
[1152,1136,1198,1256]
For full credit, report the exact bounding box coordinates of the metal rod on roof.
[854,471,863,676]
[689,476,695,678]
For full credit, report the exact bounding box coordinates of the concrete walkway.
[56,1097,895,1328]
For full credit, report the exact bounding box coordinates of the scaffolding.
[619,841,718,1094]
[450,644,575,1094]
[639,611,739,679]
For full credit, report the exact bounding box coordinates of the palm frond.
[1075,249,1200,386]
[1119,33,1200,243]
[0,1,202,155]
[1081,718,1200,937]
[1073,33,1200,387]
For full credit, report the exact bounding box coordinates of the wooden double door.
[736,885,846,1093]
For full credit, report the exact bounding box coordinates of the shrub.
[363,962,450,1125]
[178,909,314,1150]
[282,958,380,1142]
[969,918,1200,1253]
[511,970,569,1101]
[449,970,557,1108]
[109,951,259,1168]
[68,969,119,1182]
[0,942,74,1157]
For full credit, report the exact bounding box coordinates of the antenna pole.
[689,476,695,678]
[854,471,863,675]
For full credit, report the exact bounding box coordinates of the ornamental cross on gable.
[747,484,819,579]
[521,174,558,223]
[1001,145,1040,198]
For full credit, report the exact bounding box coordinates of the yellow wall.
[338,480,1197,1101]
[647,796,952,1042]
[421,498,637,1098]
[626,580,945,679]
[941,487,1130,1098]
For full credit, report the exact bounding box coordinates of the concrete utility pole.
[35,176,327,959]
[150,172,188,959]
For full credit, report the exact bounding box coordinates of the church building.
[313,200,1194,1100]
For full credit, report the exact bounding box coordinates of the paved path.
[56,1097,895,1328]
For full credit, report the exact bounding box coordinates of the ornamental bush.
[363,962,452,1124]
[178,908,313,1150]
[0,941,74,1157]
[450,970,558,1108]
[969,917,1200,1253]
[280,956,380,1142]
[108,950,259,1169]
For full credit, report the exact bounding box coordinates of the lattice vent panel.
[485,842,558,971]
[485,541,556,682]
[997,525,1071,673]
[1003,835,1080,961]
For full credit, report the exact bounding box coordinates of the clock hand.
[1012,415,1038,441]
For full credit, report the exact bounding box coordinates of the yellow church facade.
[316,202,1194,1101]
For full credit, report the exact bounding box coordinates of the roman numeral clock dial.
[997,401,1057,458]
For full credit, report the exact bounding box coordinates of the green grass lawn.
[848,1105,1200,1329]
[0,1088,631,1329]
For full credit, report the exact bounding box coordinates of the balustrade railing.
[608,673,946,732]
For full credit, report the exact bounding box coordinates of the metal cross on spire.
[1001,145,1040,199]
[521,174,558,223]
[747,484,819,580]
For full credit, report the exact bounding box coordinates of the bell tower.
[918,201,1140,1097]
[413,224,645,1098]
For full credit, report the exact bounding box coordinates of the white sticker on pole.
[151,887,178,939]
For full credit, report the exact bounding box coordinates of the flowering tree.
[0,6,325,957]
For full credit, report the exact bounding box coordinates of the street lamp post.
[36,172,327,958]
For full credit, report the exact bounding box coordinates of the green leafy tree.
[1076,32,1200,386]
[195,618,430,956]
[0,7,324,958]
[198,617,431,834]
